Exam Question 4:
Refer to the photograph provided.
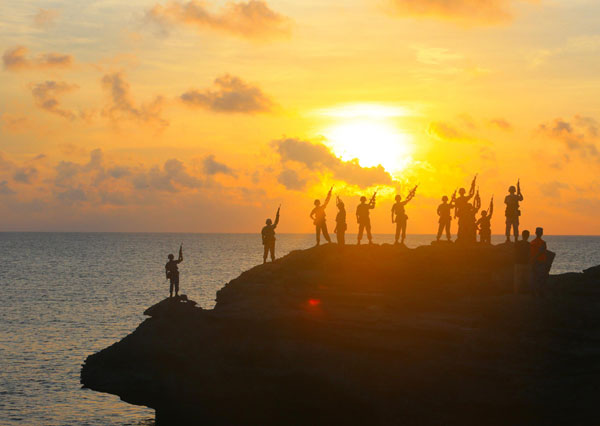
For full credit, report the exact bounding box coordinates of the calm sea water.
[0,233,599,425]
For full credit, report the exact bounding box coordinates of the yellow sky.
[1,0,599,233]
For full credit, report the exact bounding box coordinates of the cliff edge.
[81,243,600,425]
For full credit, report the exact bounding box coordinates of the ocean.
[1,233,599,425]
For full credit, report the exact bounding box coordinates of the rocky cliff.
[81,243,600,425]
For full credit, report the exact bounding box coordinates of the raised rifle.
[369,191,377,206]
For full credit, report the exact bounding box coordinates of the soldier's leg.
[358,223,364,244]
[174,278,179,297]
[436,222,443,241]
[322,222,331,242]
[505,219,511,242]
[315,225,321,245]
[513,218,519,242]
[366,221,372,243]
[270,241,275,261]
[445,221,451,241]
[263,244,269,263]
[401,220,407,243]
[169,280,173,297]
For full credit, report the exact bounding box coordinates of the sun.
[321,111,414,175]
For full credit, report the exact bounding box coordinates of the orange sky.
[1,0,599,234]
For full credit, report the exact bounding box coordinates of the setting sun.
[323,118,414,175]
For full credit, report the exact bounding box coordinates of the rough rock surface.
[81,243,600,425]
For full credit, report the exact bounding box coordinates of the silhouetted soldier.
[455,175,477,220]
[514,230,531,294]
[458,190,481,243]
[477,197,494,244]
[356,193,376,245]
[310,187,333,245]
[261,206,280,263]
[392,185,417,245]
[504,180,523,243]
[165,244,183,298]
[334,196,347,245]
[530,227,548,297]
[455,175,477,240]
[436,192,455,242]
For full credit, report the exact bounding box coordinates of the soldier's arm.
[177,245,183,263]
[323,188,332,208]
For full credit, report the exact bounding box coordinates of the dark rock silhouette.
[82,244,600,426]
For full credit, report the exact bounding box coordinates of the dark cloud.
[388,0,529,25]
[3,46,73,71]
[277,169,306,190]
[538,116,600,161]
[273,138,393,188]
[180,74,273,113]
[147,0,290,40]
[56,187,87,204]
[30,81,78,120]
[0,180,15,195]
[13,167,38,184]
[101,72,167,127]
[108,166,131,179]
[203,154,235,176]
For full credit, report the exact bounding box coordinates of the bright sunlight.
[319,104,414,175]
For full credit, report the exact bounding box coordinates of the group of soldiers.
[163,178,547,299]
[261,175,525,263]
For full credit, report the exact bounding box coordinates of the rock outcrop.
[81,243,600,425]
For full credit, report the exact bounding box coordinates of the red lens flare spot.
[308,299,321,307]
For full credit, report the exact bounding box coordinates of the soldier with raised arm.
[310,186,333,246]
[455,175,477,220]
[261,206,280,263]
[334,195,347,246]
[477,197,494,244]
[392,185,417,245]
[165,243,183,298]
[504,180,524,243]
[436,192,455,242]
[356,192,376,245]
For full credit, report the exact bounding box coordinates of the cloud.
[388,0,534,25]
[538,116,599,161]
[13,167,38,184]
[3,46,73,71]
[147,0,290,40]
[133,159,204,192]
[203,154,235,176]
[34,9,60,29]
[277,168,306,190]
[180,74,273,113]
[101,72,167,126]
[0,181,16,195]
[1,114,30,133]
[412,45,463,65]
[539,181,569,198]
[30,81,79,120]
[428,121,463,140]
[489,118,512,131]
[273,138,393,188]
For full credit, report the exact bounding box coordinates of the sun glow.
[322,118,414,175]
